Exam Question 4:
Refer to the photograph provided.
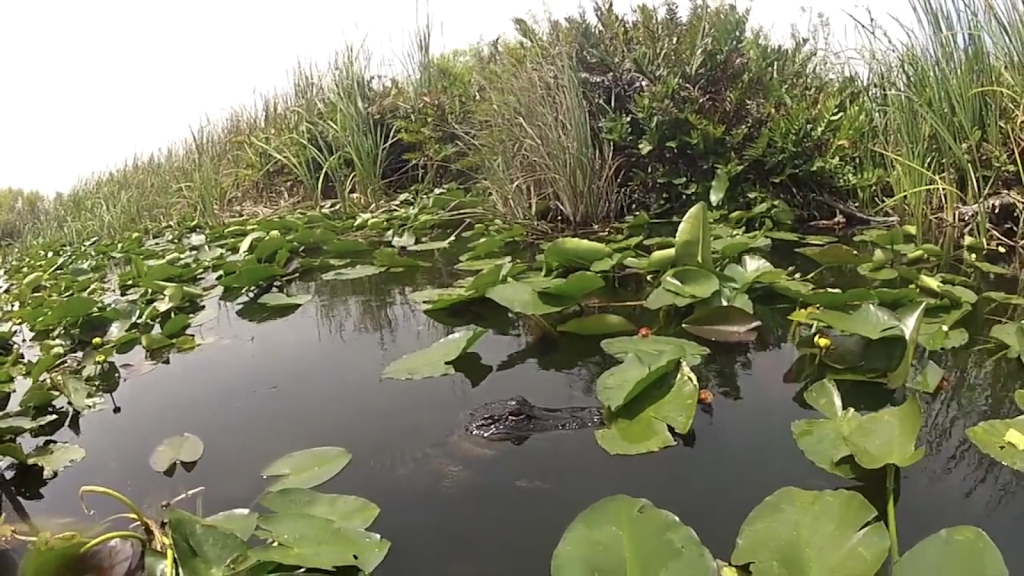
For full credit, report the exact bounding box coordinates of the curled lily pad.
[681,305,761,343]
[557,314,636,336]
[382,328,487,380]
[149,433,205,472]
[544,238,613,269]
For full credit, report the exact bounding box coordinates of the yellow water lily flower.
[91,337,103,347]
[95,354,107,364]
[813,332,832,350]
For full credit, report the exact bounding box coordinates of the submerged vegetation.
[3,0,1024,248]
[0,185,1022,571]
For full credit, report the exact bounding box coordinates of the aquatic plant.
[2,182,1024,571]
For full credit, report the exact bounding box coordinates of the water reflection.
[3,260,1024,574]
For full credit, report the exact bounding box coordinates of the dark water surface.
[8,263,1024,574]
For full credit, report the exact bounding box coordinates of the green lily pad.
[205,509,259,541]
[321,265,386,281]
[486,282,573,315]
[810,303,902,340]
[796,244,866,266]
[731,487,889,575]
[893,526,1008,575]
[166,508,250,574]
[966,418,1024,471]
[150,433,205,472]
[27,442,86,479]
[261,446,353,491]
[551,494,717,575]
[601,334,709,366]
[844,396,924,469]
[557,314,636,336]
[662,267,719,299]
[597,353,678,412]
[541,271,605,300]
[254,512,391,572]
[258,487,380,529]
[257,293,313,307]
[219,264,283,288]
[674,202,713,270]
[382,328,487,380]
[544,238,613,269]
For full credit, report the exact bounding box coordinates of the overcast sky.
[0,0,914,194]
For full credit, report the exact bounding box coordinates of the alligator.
[464,395,605,445]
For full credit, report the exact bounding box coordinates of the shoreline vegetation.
[1,0,1023,249]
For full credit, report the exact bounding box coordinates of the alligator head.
[464,395,604,445]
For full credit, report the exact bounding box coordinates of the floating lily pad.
[150,433,205,472]
[681,305,761,343]
[544,238,613,269]
[551,494,717,575]
[557,314,636,336]
[257,293,313,307]
[893,526,1008,575]
[321,265,386,281]
[382,328,487,380]
[261,446,353,491]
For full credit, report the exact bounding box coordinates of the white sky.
[0,0,913,194]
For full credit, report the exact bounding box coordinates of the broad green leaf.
[161,314,191,338]
[796,244,866,266]
[989,322,1024,360]
[731,487,889,575]
[141,333,173,351]
[373,247,429,268]
[486,282,572,315]
[149,433,205,472]
[888,302,928,388]
[681,305,761,343]
[644,286,699,310]
[893,526,1008,576]
[966,419,1024,471]
[1015,390,1024,411]
[791,418,858,479]
[723,254,787,288]
[551,494,717,575]
[544,238,613,269]
[708,167,729,207]
[557,314,636,336]
[219,264,283,288]
[257,293,313,307]
[597,353,678,411]
[674,202,713,270]
[258,488,380,529]
[804,379,843,420]
[205,509,258,541]
[27,442,85,479]
[261,446,352,491]
[647,362,700,435]
[166,508,249,574]
[601,334,709,366]
[810,304,902,340]
[541,271,605,300]
[662,267,719,299]
[321,265,386,281]
[844,396,924,469]
[256,512,390,573]
[382,328,487,380]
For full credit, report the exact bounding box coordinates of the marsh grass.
[468,42,619,226]
[6,0,1024,247]
[855,0,1024,238]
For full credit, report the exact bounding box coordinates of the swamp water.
[5,252,1024,575]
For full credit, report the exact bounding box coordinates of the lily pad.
[544,238,613,269]
[27,442,86,479]
[254,512,390,572]
[731,487,889,575]
[966,418,1024,471]
[796,244,866,266]
[486,282,573,315]
[257,293,313,307]
[674,202,713,270]
[258,487,381,529]
[681,305,761,342]
[261,446,353,491]
[601,334,710,366]
[557,314,636,336]
[149,433,205,472]
[893,526,1008,575]
[321,265,386,281]
[597,353,678,412]
[810,303,902,340]
[382,328,487,380]
[551,494,717,575]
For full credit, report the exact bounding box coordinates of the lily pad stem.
[79,486,156,543]
[80,530,147,554]
[886,464,900,564]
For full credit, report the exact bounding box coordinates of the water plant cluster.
[0,182,1022,572]
[4,0,1024,249]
